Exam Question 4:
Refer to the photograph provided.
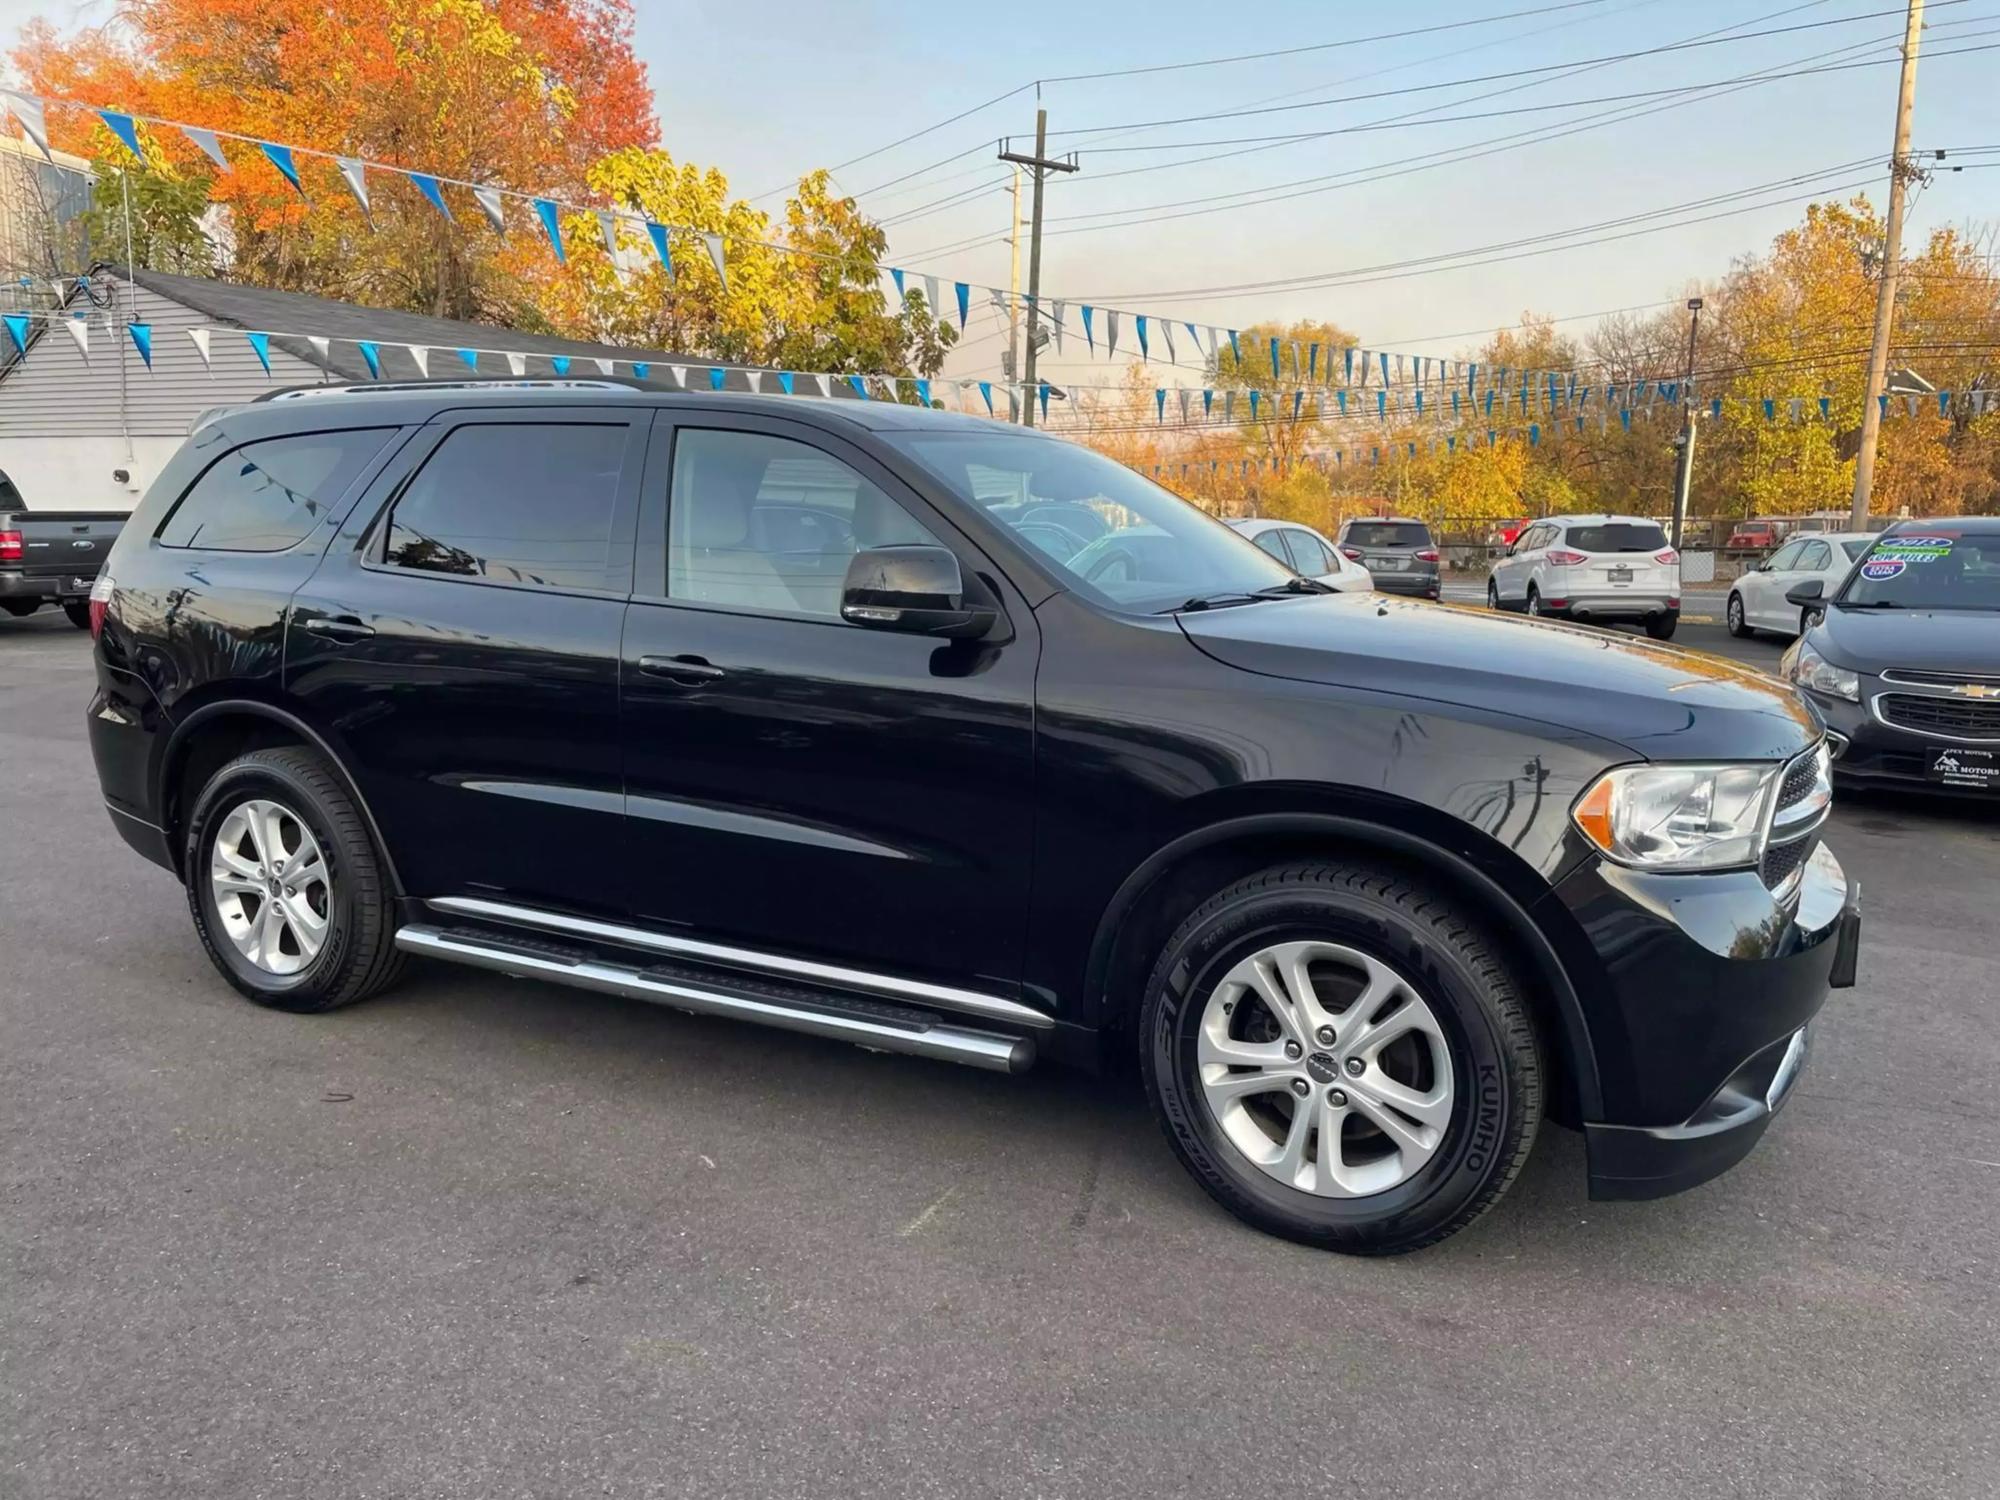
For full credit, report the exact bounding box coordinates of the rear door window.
[1798,540,1832,571]
[1766,540,1806,571]
[1564,522,1667,553]
[159,428,393,551]
[1251,530,1291,564]
[382,422,631,592]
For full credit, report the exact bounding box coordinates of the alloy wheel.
[209,798,331,976]
[1728,595,1744,633]
[1196,941,1454,1197]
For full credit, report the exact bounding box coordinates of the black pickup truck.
[0,478,127,629]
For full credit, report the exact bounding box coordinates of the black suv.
[88,386,1859,1254]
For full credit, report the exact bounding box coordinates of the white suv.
[1487,514,1681,639]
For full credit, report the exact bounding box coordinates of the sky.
[4,0,1995,390]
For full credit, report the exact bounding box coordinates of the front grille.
[1776,751,1822,809]
[1877,693,2000,739]
[1880,669,2000,689]
[1761,743,1831,894]
[1760,835,1813,892]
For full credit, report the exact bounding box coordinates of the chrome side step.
[394,925,1035,1074]
[425,894,1053,1031]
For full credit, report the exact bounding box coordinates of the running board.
[394,924,1035,1074]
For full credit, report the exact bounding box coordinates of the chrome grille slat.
[1876,693,2000,741]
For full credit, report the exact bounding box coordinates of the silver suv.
[1335,516,1440,599]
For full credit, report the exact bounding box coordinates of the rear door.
[286,406,645,915]
[618,411,1040,991]
[1743,538,1806,629]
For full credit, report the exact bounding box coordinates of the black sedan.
[1779,517,2000,795]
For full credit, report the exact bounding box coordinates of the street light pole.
[1670,297,1703,552]
[1850,0,1926,528]
[1000,109,1078,428]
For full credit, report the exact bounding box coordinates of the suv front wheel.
[183,746,405,1012]
[1141,861,1543,1254]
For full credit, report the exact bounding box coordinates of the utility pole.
[1670,297,1703,551]
[1000,108,1078,427]
[1850,0,1925,529]
[1005,163,1021,415]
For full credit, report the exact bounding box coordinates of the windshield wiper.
[1255,577,1333,597]
[1162,592,1267,613]
[1837,599,1904,609]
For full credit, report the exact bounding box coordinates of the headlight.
[1790,642,1859,702]
[1573,762,1781,871]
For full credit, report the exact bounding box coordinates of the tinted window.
[1839,531,2000,611]
[885,431,1294,612]
[669,428,940,618]
[159,428,391,551]
[1766,540,1806,571]
[1345,521,1432,548]
[1564,522,1666,553]
[1798,541,1832,571]
[1251,530,1291,564]
[1284,530,1334,574]
[384,424,626,591]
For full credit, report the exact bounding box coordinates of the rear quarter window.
[158,428,394,551]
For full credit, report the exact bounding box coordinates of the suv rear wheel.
[1140,862,1542,1254]
[183,746,404,1012]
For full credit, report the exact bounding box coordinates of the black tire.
[1726,592,1751,638]
[1486,579,1502,611]
[1525,585,1543,619]
[182,746,405,1012]
[1644,611,1679,641]
[62,598,91,630]
[1140,862,1543,1255]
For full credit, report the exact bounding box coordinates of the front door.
[619,412,1039,994]
[286,407,646,916]
[1742,538,1805,629]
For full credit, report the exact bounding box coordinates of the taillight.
[1415,548,1440,563]
[1547,549,1587,566]
[88,572,115,640]
[1655,549,1679,565]
[1340,546,1363,561]
[0,528,21,562]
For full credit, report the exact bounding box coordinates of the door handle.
[301,614,375,641]
[639,653,725,685]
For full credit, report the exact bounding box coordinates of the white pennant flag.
[1050,300,1065,353]
[62,315,89,358]
[1178,388,1191,423]
[1,90,54,163]
[813,373,831,399]
[702,232,727,289]
[669,365,688,389]
[182,126,230,172]
[186,326,211,369]
[335,157,370,218]
[596,210,620,261]
[409,345,429,377]
[472,184,507,233]
[506,353,527,377]
[924,275,940,316]
[307,335,331,367]
[1106,309,1120,358]
[592,358,613,376]
[1162,320,1177,365]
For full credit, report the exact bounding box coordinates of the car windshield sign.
[884,431,1297,612]
[1838,530,2000,611]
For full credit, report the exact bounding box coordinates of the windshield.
[1566,522,1666,553]
[1837,530,2000,611]
[1345,521,1431,548]
[884,431,1297,611]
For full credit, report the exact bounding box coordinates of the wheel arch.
[1083,807,1604,1122]
[156,699,404,895]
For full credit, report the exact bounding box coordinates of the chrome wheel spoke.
[281,891,328,958]
[1273,1095,1315,1186]
[210,798,330,978]
[1203,1070,1292,1107]
[1346,1087,1443,1164]
[1357,1067,1452,1133]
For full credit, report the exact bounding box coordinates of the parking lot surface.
[4,608,1997,1499]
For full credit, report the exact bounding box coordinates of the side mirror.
[841,544,994,639]
[1785,578,1826,608]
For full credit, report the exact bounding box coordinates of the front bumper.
[1547,840,1858,1201]
[1811,687,2000,796]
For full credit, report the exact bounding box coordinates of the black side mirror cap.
[841,544,996,639]
[1785,578,1826,608]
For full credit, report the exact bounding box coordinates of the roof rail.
[253,377,640,403]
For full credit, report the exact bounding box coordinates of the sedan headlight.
[1788,642,1860,702]
[1573,762,1781,871]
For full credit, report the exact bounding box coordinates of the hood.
[1810,605,2000,674]
[1177,593,1818,762]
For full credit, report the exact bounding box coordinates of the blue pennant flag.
[1039,383,1051,420]
[457,348,478,371]
[1451,391,1461,417]
[1337,389,1347,415]
[1309,344,1320,380]
[1137,316,1149,359]
[551,356,570,377]
[258,142,304,196]
[978,380,993,415]
[1819,396,1831,420]
[632,362,650,380]
[1763,398,1776,421]
[1620,409,1632,432]
[1466,362,1477,395]
[712,367,730,391]
[1939,390,1952,417]
[1415,390,1424,417]
[1376,389,1387,418]
[1530,423,1541,447]
[411,174,453,220]
[1248,390,1261,421]
[777,371,794,395]
[1227,330,1241,363]
[915,377,931,407]
[1708,397,1721,419]
[891,268,905,298]
[1269,337,1281,381]
[645,222,672,277]
[1202,389,1213,416]
[533,199,565,262]
[1371,447,1380,467]
[1448,435,1457,454]
[1878,394,1889,418]
[1344,346,1355,384]
[1378,351,1389,386]
[1483,388,1495,417]
[3,312,28,356]
[848,374,869,400]
[98,110,145,161]
[245,330,271,375]
[126,322,152,368]
[1155,388,1165,423]
[955,282,970,330]
[1292,390,1305,422]
[357,341,382,379]
[1081,305,1095,352]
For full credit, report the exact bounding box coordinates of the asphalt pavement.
[4,605,1997,1499]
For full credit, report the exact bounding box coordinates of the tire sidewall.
[1727,593,1745,635]
[1144,883,1524,1249]
[1486,580,1500,609]
[183,759,360,1005]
